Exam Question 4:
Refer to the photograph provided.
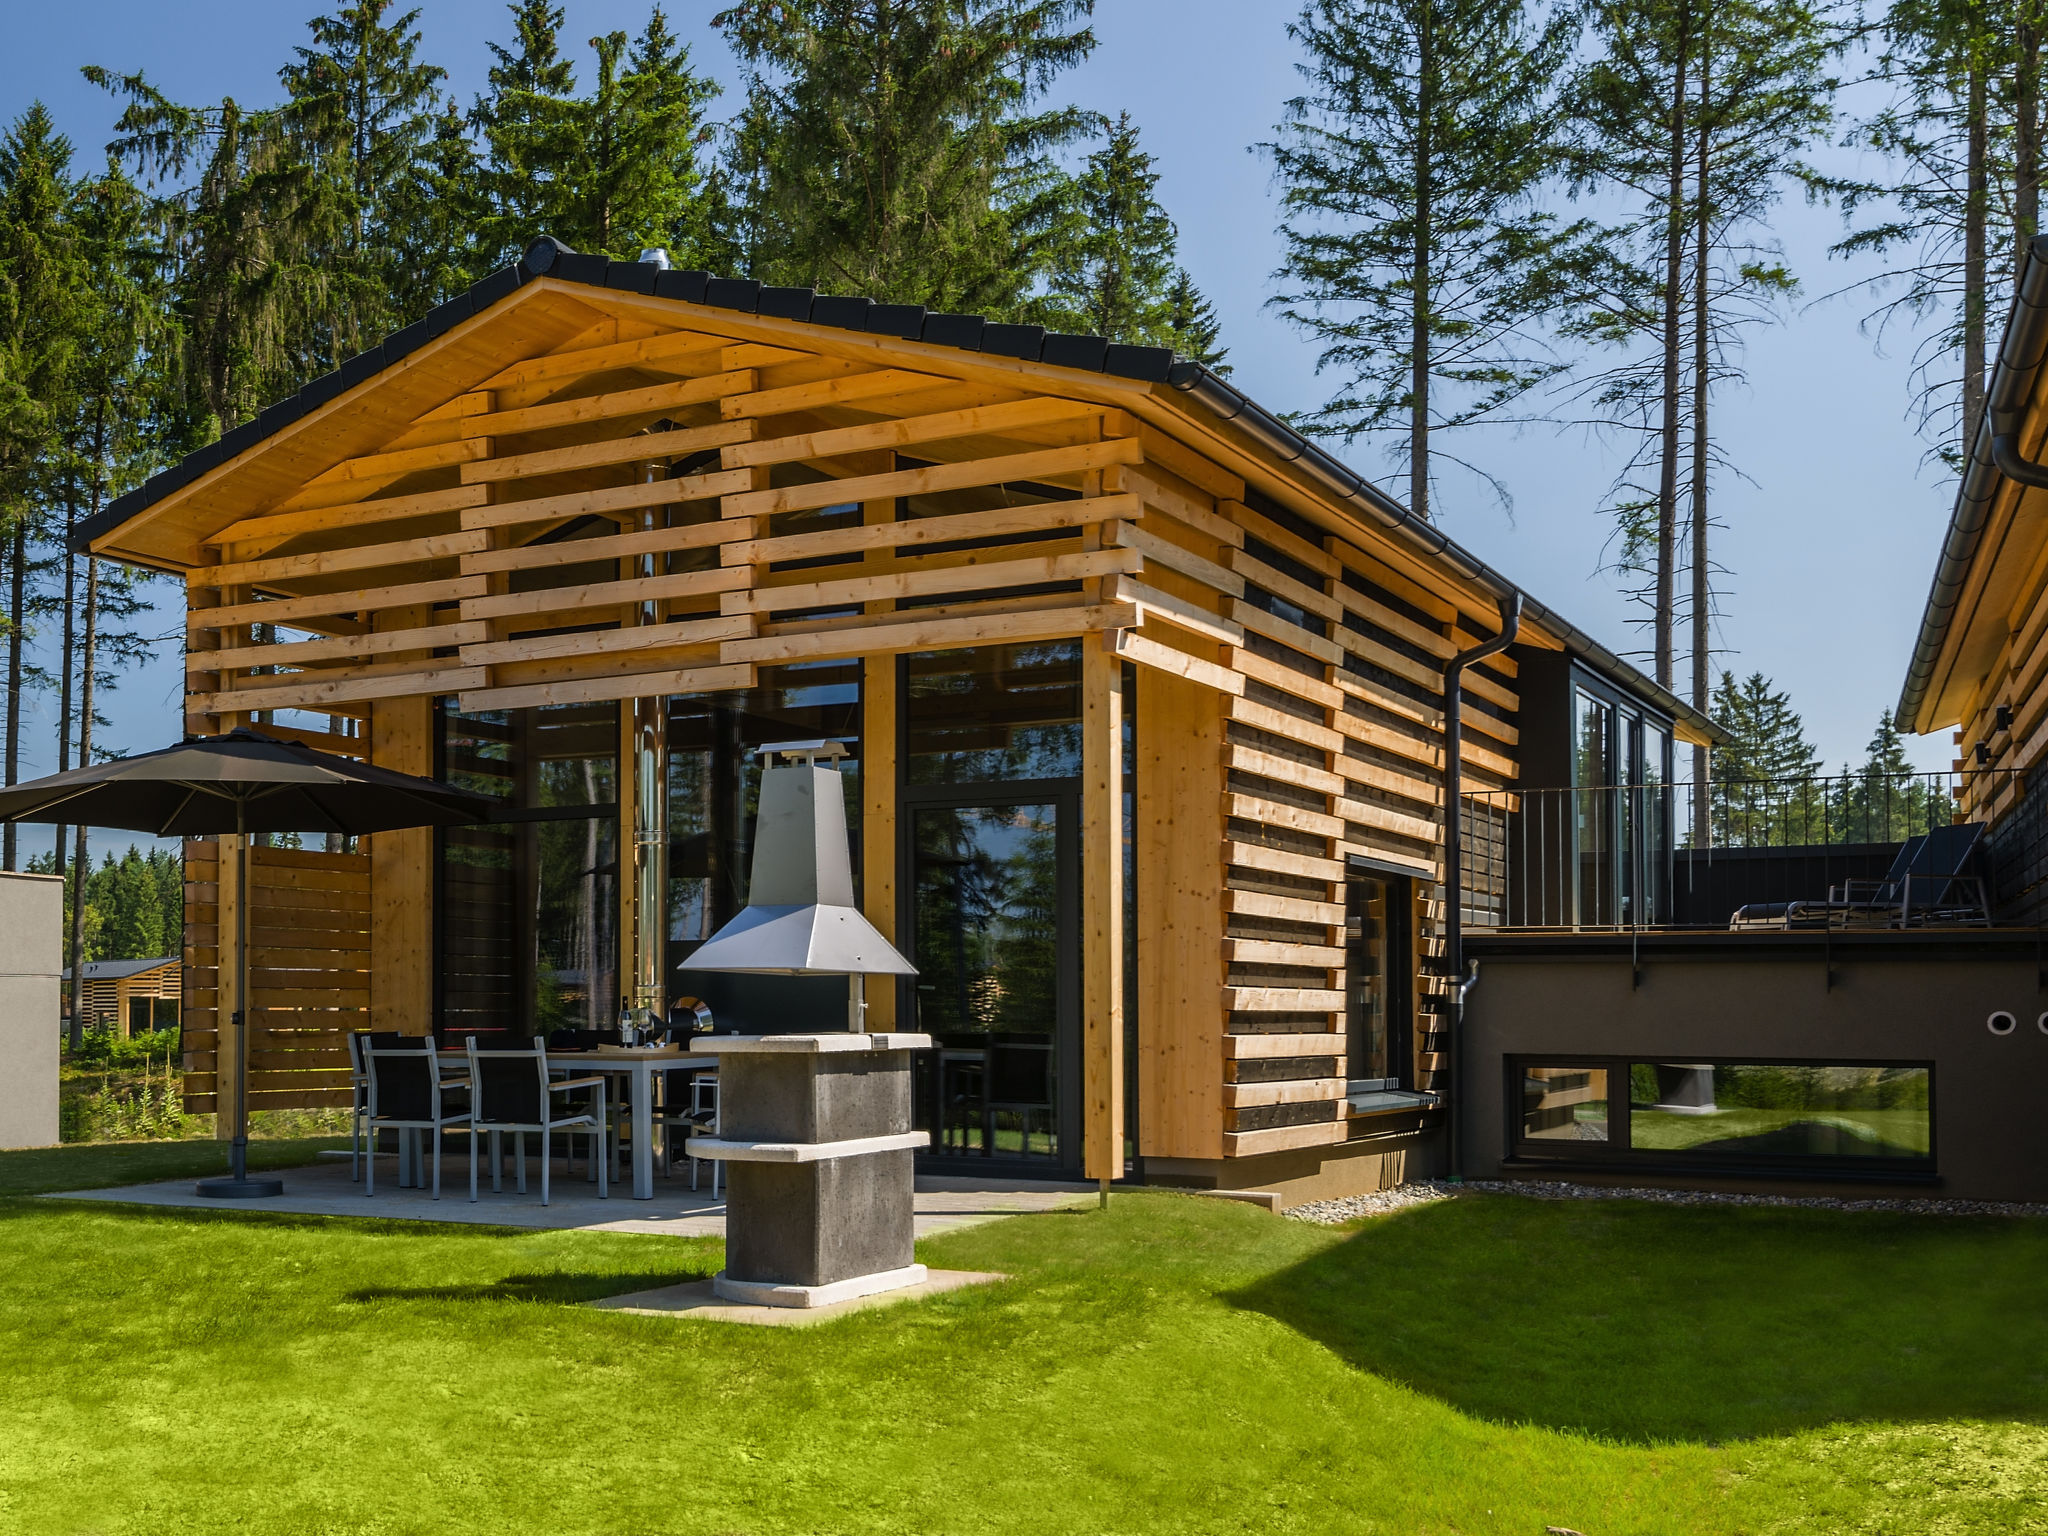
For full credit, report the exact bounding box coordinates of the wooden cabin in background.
[63,956,180,1036]
[78,236,1711,1204]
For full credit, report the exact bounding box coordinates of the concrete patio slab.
[45,1155,1095,1238]
[584,1268,1006,1326]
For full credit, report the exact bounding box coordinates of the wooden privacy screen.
[181,840,370,1112]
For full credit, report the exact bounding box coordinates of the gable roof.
[78,234,1722,745]
[62,956,177,981]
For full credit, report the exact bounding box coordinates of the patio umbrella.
[0,729,495,1197]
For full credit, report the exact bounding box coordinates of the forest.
[0,0,2032,996]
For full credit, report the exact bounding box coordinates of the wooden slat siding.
[722,438,1141,521]
[463,435,758,489]
[182,841,371,1113]
[184,621,484,678]
[722,396,1102,469]
[720,367,951,421]
[210,485,492,551]
[730,493,1138,566]
[1137,667,1228,1159]
[724,546,1136,616]
[190,530,489,590]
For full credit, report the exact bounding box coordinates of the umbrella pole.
[232,803,250,1183]
[197,800,280,1197]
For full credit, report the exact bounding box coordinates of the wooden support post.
[861,494,899,1031]
[1082,639,1125,1187]
[369,606,433,1036]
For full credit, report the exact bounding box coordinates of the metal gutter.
[1165,363,1726,745]
[1897,232,2048,732]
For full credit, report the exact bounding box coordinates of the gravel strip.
[1286,1177,2048,1224]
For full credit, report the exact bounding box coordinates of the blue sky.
[0,0,1961,843]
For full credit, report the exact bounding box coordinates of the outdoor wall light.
[2037,1011,2048,1035]
[1988,1010,2018,1035]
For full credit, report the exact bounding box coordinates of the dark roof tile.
[1104,343,1175,382]
[297,368,348,411]
[253,401,301,439]
[215,422,264,461]
[336,350,383,390]
[810,294,872,330]
[421,293,472,339]
[921,313,984,351]
[1041,333,1109,372]
[470,265,523,307]
[552,250,608,286]
[383,318,431,361]
[868,302,926,340]
[655,268,710,304]
[605,259,660,296]
[757,285,816,322]
[704,276,761,313]
[980,323,1044,360]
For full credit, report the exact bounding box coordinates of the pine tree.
[1033,113,1226,363]
[716,0,1098,313]
[1162,269,1230,372]
[86,66,343,431]
[469,0,583,266]
[1264,0,1591,522]
[1838,712,1955,842]
[278,1,450,343]
[571,13,727,262]
[1823,0,2045,463]
[1707,669,1824,844]
[1565,0,1832,833]
[0,105,81,873]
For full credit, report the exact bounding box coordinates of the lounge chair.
[1729,822,1990,930]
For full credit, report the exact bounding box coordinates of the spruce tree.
[716,0,1098,313]
[1264,0,1591,523]
[569,13,727,263]
[1035,113,1226,362]
[0,105,81,873]
[1707,669,1823,844]
[469,0,583,265]
[278,1,449,344]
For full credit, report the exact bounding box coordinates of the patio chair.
[464,1036,609,1206]
[345,1030,370,1182]
[655,1066,721,1198]
[363,1036,471,1200]
[1729,823,1990,930]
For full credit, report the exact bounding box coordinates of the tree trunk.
[5,513,27,873]
[67,555,98,1048]
[1410,5,1434,523]
[1963,59,1989,455]
[1657,20,1690,693]
[2020,10,2041,272]
[1691,21,1713,839]
[54,456,78,927]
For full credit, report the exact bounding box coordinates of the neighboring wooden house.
[77,236,1711,1203]
[1898,233,2048,920]
[62,956,180,1035]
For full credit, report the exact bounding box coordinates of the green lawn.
[2,1143,2045,1534]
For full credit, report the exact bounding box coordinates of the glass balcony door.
[904,788,1081,1174]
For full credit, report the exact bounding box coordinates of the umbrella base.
[195,1176,285,1199]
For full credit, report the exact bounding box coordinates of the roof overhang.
[80,235,1724,747]
[1897,234,2048,735]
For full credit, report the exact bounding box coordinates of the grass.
[2,1147,2046,1534]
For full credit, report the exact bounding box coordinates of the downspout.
[1992,432,2048,489]
[1441,590,1521,1182]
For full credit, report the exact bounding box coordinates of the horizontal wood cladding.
[162,304,1527,1169]
[181,840,369,1112]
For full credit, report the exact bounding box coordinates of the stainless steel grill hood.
[680,752,915,978]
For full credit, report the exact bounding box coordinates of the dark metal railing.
[1460,771,2024,932]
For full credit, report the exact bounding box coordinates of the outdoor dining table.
[418,1045,714,1200]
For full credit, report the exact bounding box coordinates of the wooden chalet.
[80,235,1713,1203]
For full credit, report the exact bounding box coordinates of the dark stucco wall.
[1462,936,2048,1202]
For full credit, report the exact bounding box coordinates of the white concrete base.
[712,1262,928,1309]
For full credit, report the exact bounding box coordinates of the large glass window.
[665,659,862,1031]
[1347,872,1412,1083]
[911,799,1075,1166]
[1574,691,1614,925]
[1628,1063,1931,1160]
[1514,1057,1933,1167]
[438,702,619,1039]
[905,640,1082,785]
